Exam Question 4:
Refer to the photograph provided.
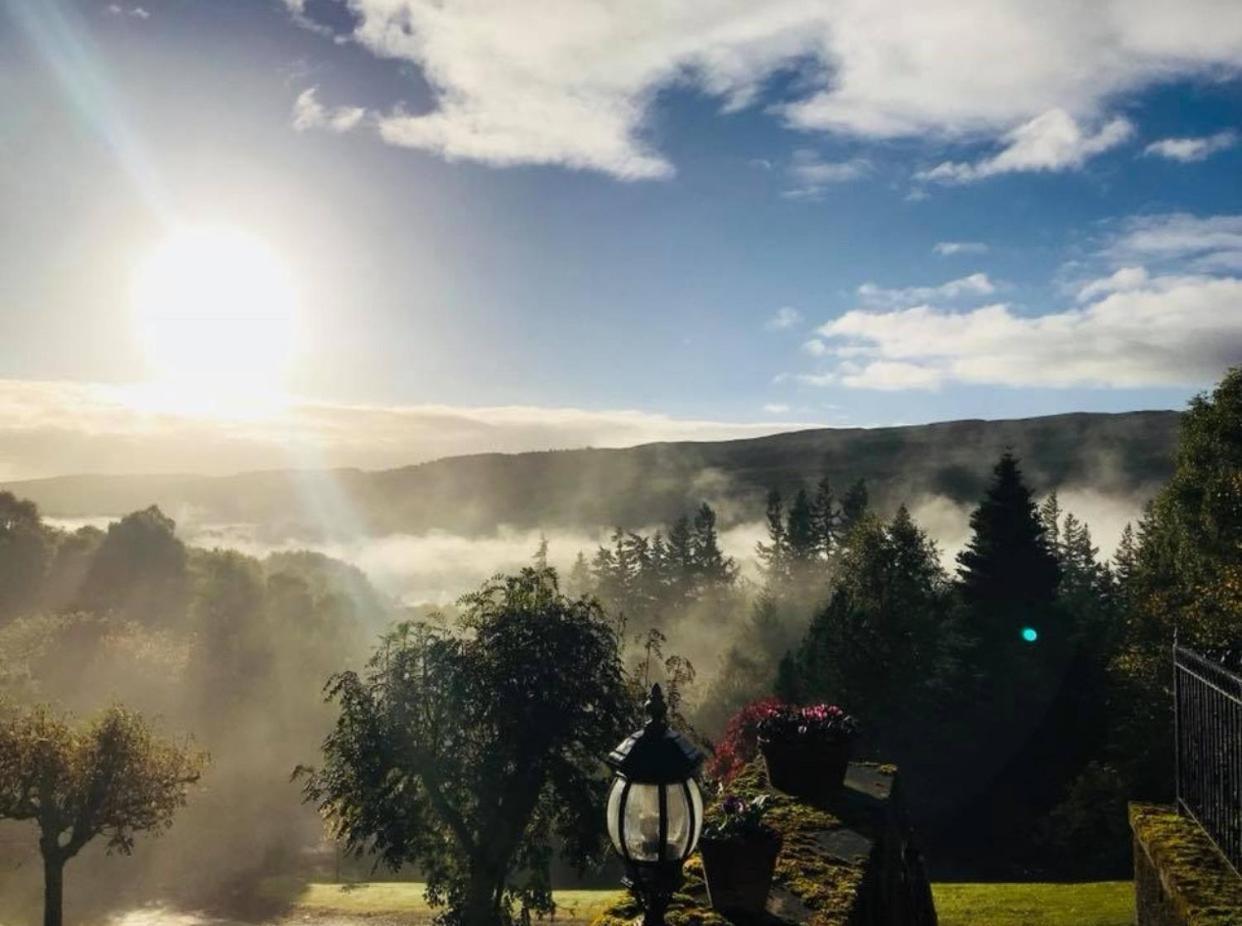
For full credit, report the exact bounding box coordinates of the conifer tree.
[666,515,694,577]
[566,551,592,599]
[811,475,839,558]
[756,489,790,583]
[691,503,735,587]
[840,479,869,535]
[785,489,818,564]
[1039,490,1063,557]
[956,452,1061,642]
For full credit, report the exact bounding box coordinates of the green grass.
[260,879,623,922]
[263,878,1134,925]
[932,881,1135,926]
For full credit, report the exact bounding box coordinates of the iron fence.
[1174,642,1242,874]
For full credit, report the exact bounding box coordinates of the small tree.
[299,568,633,926]
[0,705,205,926]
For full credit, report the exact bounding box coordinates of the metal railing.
[1174,642,1242,874]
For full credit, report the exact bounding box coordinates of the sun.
[130,226,298,414]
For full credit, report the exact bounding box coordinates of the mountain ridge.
[2,409,1182,538]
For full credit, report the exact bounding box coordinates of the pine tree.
[691,503,735,587]
[811,475,839,557]
[666,515,694,578]
[795,507,953,753]
[1039,490,1063,558]
[756,489,789,583]
[840,479,869,535]
[785,489,818,564]
[957,452,1061,619]
[532,534,549,571]
[566,551,592,598]
[1113,523,1138,588]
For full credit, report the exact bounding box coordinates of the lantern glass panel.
[689,778,704,852]
[622,783,663,862]
[605,777,625,854]
[664,784,692,860]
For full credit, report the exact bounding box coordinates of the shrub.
[706,697,783,785]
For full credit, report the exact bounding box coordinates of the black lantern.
[605,684,705,926]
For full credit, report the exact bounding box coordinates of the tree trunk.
[42,852,65,926]
[461,869,501,926]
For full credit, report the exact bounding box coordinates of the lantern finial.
[644,684,667,731]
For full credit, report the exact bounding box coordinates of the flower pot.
[700,830,782,917]
[759,736,851,802]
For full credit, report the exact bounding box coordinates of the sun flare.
[130,226,297,414]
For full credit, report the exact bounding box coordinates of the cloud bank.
[288,1,1242,179]
[814,274,1242,390]
[0,382,813,480]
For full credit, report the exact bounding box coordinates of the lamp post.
[605,684,705,926]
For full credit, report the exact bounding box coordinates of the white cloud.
[812,274,1242,390]
[1144,130,1238,162]
[857,272,995,308]
[1076,266,1149,302]
[292,87,366,134]
[934,241,988,256]
[765,306,803,330]
[1105,213,1242,271]
[801,338,829,357]
[105,4,149,18]
[0,381,815,480]
[762,403,790,414]
[781,150,871,198]
[291,1,1242,179]
[918,110,1134,183]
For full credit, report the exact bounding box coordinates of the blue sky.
[1,0,1241,476]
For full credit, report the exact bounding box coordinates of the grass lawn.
[261,879,623,923]
[264,879,1134,925]
[932,881,1135,926]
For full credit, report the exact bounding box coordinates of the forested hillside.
[1,411,1179,537]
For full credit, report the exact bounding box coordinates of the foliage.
[757,478,869,586]
[957,452,1060,626]
[299,568,634,926]
[0,494,380,909]
[75,506,190,622]
[703,696,782,784]
[792,509,954,737]
[1034,762,1130,878]
[1108,368,1242,801]
[755,703,858,745]
[700,793,772,841]
[0,704,205,926]
[0,492,53,622]
[587,503,737,631]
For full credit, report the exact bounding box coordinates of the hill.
[1,411,1181,538]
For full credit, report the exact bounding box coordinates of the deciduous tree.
[299,568,633,926]
[0,705,205,926]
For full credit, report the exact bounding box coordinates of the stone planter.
[759,736,851,802]
[700,829,782,917]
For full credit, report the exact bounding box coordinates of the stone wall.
[1130,803,1242,926]
[592,761,936,926]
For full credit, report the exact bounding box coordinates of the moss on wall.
[1129,803,1242,925]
